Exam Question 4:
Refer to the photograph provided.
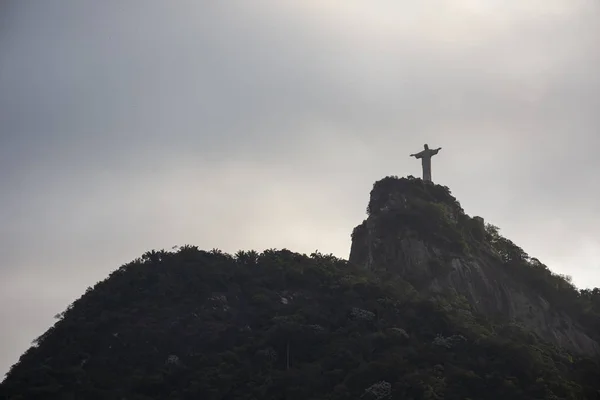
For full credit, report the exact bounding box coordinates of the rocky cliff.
[350,175,600,356]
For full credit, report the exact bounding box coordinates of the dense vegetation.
[2,176,600,399]
[2,247,600,399]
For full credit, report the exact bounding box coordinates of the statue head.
[424,144,429,149]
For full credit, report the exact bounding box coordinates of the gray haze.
[1,0,599,378]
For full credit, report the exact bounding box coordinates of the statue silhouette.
[410,144,442,182]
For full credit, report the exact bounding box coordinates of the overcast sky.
[1,0,599,378]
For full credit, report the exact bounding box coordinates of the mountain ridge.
[2,175,600,399]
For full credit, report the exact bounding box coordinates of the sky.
[1,0,599,378]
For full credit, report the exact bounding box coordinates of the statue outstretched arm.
[430,147,442,156]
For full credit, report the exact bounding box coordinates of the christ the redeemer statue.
[410,144,442,182]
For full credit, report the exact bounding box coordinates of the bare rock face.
[350,176,600,356]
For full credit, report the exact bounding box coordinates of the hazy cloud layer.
[1,0,599,377]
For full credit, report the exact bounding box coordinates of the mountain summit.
[2,176,600,399]
[350,176,600,356]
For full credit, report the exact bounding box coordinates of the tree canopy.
[2,247,600,399]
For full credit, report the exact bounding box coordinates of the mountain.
[350,176,600,356]
[2,176,600,400]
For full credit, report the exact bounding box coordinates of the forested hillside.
[2,177,600,399]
